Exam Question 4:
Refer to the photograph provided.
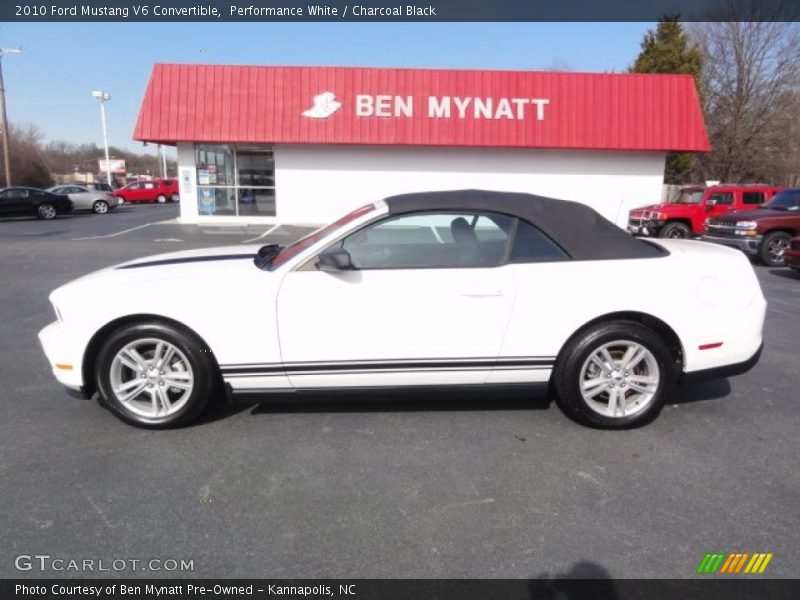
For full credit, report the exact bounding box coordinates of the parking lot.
[1,203,799,579]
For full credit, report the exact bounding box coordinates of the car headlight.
[650,211,666,221]
[734,221,758,236]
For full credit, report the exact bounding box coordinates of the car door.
[276,211,518,389]
[708,191,736,217]
[121,183,142,202]
[0,189,30,214]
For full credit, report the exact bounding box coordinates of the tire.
[552,320,676,429]
[658,222,691,239]
[36,202,57,220]
[171,193,180,203]
[156,194,167,204]
[759,231,791,267]
[92,200,109,214]
[95,322,217,428]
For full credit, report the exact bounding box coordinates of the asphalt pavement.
[1,204,798,579]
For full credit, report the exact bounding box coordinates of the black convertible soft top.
[384,189,664,260]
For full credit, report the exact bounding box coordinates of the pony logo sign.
[302,91,550,121]
[302,91,342,119]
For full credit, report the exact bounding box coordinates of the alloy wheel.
[109,338,194,419]
[579,340,660,418]
[768,238,789,264]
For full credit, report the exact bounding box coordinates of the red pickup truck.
[628,184,783,239]
[701,188,800,267]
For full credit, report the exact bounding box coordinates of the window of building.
[194,144,276,217]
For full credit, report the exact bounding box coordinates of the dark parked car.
[0,187,73,220]
[702,189,800,267]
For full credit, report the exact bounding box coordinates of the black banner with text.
[5,0,800,22]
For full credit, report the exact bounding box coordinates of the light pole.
[0,47,22,187]
[91,90,112,187]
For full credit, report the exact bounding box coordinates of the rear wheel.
[95,322,217,428]
[659,222,691,239]
[37,202,57,220]
[171,193,180,202]
[156,194,167,204]
[92,200,109,214]
[553,321,676,429]
[759,231,791,267]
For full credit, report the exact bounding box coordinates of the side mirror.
[705,198,716,209]
[315,248,353,272]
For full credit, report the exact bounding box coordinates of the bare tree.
[690,16,800,184]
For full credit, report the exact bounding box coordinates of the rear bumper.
[700,234,762,255]
[682,343,762,383]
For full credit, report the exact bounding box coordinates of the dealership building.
[133,64,709,226]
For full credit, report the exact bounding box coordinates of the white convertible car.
[39,190,766,429]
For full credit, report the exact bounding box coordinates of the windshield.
[268,203,377,269]
[675,190,704,204]
[765,190,800,211]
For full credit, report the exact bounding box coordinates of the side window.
[742,192,764,205]
[510,220,569,263]
[710,192,734,205]
[144,182,156,190]
[6,189,29,199]
[341,212,513,269]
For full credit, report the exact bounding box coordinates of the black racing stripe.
[220,358,555,376]
[117,254,254,270]
[223,365,552,378]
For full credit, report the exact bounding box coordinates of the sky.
[0,22,652,157]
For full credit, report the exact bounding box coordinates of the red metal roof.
[133,64,709,152]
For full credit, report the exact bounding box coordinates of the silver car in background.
[46,185,120,214]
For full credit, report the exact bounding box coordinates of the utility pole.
[91,90,112,186]
[0,47,22,187]
[158,143,167,178]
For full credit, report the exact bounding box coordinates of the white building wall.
[177,144,666,227]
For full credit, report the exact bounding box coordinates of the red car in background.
[114,179,179,204]
[628,184,783,239]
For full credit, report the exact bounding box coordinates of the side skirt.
[229,382,550,404]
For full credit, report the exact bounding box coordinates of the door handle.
[461,289,504,298]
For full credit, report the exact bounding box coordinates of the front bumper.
[700,234,762,255]
[784,248,800,269]
[38,320,85,391]
[627,217,665,237]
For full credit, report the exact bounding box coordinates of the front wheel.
[37,202,57,220]
[759,231,791,267]
[156,194,167,204]
[171,193,180,202]
[552,321,676,429]
[92,200,109,214]
[659,222,691,239]
[95,322,217,428]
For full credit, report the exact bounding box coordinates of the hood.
[52,244,266,299]
[709,207,791,223]
[113,245,263,271]
[631,202,696,214]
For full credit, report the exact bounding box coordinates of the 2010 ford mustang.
[39,190,766,429]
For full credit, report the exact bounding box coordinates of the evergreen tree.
[631,16,704,184]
